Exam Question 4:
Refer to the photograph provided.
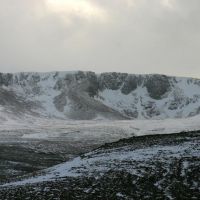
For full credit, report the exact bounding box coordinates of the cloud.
[161,0,176,9]
[0,0,199,78]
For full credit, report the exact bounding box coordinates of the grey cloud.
[0,0,199,78]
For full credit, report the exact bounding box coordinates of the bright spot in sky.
[45,0,107,22]
[162,0,175,9]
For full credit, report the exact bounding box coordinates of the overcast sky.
[0,0,200,78]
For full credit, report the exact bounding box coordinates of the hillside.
[0,71,200,121]
[1,131,199,199]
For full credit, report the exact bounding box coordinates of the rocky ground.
[0,131,199,200]
[0,136,100,183]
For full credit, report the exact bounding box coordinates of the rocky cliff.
[0,71,200,120]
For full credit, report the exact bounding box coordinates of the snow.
[176,78,200,97]
[0,72,200,188]
[2,139,198,187]
[0,114,200,187]
[95,77,200,119]
[116,193,125,197]
[1,114,200,141]
[97,87,199,119]
[1,71,200,120]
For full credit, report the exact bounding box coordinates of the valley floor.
[1,116,200,182]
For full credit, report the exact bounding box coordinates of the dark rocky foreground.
[0,138,99,183]
[0,131,199,200]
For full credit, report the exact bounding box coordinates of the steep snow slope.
[0,71,200,120]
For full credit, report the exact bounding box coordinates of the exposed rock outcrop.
[0,71,200,120]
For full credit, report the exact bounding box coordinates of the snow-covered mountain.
[0,71,200,121]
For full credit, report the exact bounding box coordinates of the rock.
[99,72,128,90]
[121,75,138,95]
[145,74,171,99]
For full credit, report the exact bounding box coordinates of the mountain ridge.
[0,71,200,121]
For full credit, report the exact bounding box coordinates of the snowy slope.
[1,130,199,200]
[96,77,200,119]
[0,71,200,121]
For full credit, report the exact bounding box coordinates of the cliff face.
[0,71,200,120]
